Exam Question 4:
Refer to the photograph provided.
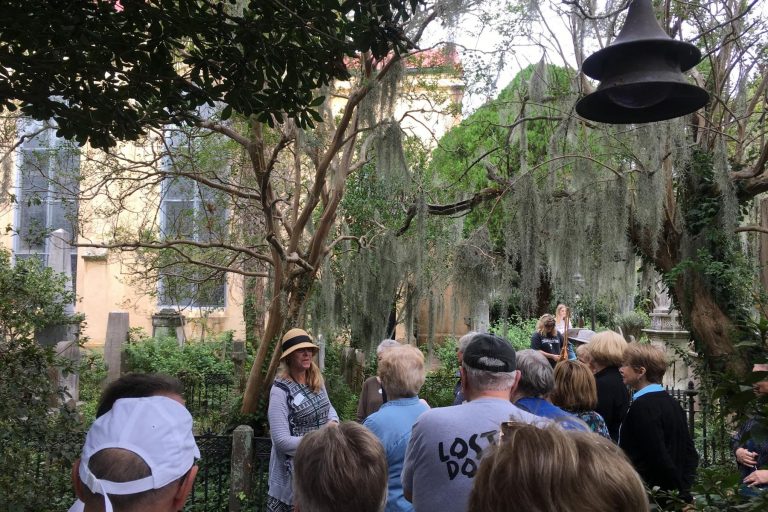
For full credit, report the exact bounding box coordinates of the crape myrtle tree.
[0,0,473,412]
[412,0,768,377]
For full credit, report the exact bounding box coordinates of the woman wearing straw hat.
[267,328,338,512]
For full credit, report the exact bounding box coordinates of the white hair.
[462,363,517,391]
[376,339,400,355]
[458,331,479,353]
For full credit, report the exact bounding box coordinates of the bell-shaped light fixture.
[575,0,709,124]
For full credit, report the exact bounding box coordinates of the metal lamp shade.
[575,0,709,124]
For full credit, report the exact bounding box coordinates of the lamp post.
[575,0,708,123]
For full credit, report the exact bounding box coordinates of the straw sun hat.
[280,328,320,360]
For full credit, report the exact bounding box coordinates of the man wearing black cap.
[401,334,545,512]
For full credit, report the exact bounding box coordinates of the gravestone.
[104,311,130,384]
[642,280,694,389]
[317,333,326,371]
[152,308,186,345]
[35,229,77,346]
[55,340,81,405]
[229,425,254,512]
[232,340,246,392]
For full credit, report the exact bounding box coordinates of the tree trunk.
[630,219,750,379]
[241,271,317,413]
[243,275,266,345]
[672,271,749,376]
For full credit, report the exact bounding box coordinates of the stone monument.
[642,279,695,389]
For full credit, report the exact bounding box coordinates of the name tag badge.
[293,394,305,406]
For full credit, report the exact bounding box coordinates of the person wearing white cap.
[267,328,339,512]
[71,396,200,512]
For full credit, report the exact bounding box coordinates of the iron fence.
[180,372,238,433]
[186,432,233,511]
[667,381,732,468]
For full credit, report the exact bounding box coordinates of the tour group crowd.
[67,305,768,512]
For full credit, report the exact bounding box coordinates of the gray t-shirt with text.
[401,397,545,512]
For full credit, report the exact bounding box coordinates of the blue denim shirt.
[364,397,429,512]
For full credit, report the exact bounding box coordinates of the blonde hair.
[623,343,667,384]
[536,314,557,336]
[379,345,426,400]
[551,360,598,411]
[588,330,627,368]
[278,360,325,393]
[469,423,649,512]
[555,304,568,320]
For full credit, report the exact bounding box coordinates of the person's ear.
[509,370,521,395]
[72,458,85,500]
[172,465,199,511]
[460,366,469,397]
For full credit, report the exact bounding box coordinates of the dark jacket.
[619,390,698,502]
[732,416,768,489]
[594,366,630,442]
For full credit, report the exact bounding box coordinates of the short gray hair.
[515,349,554,398]
[376,339,400,355]
[458,331,479,353]
[462,363,516,391]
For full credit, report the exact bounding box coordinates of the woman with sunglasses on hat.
[267,328,339,512]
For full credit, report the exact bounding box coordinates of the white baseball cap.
[78,396,200,512]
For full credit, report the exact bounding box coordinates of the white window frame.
[12,119,79,288]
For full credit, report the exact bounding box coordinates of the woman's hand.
[736,447,758,467]
[743,469,768,487]
[539,350,559,361]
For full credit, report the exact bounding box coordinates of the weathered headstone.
[317,333,326,371]
[232,340,246,392]
[104,311,130,384]
[341,346,366,392]
[55,340,81,404]
[152,308,185,346]
[471,299,490,333]
[35,229,76,346]
[229,425,254,512]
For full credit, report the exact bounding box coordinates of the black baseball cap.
[463,333,516,372]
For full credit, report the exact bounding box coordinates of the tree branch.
[396,188,504,236]
[735,225,768,235]
[198,119,251,147]
[76,240,274,265]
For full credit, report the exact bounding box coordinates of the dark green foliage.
[123,334,237,379]
[427,63,572,245]
[78,351,108,424]
[0,0,423,147]
[0,249,82,511]
[667,149,754,351]
[490,318,538,351]
[322,339,359,421]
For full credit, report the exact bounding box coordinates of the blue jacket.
[364,397,429,512]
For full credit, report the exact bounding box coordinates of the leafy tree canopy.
[0,0,421,148]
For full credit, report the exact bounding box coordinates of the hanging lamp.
[575,0,709,123]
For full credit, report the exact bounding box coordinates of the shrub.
[0,249,83,511]
[123,334,236,378]
[322,339,359,421]
[613,311,650,342]
[491,318,538,351]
